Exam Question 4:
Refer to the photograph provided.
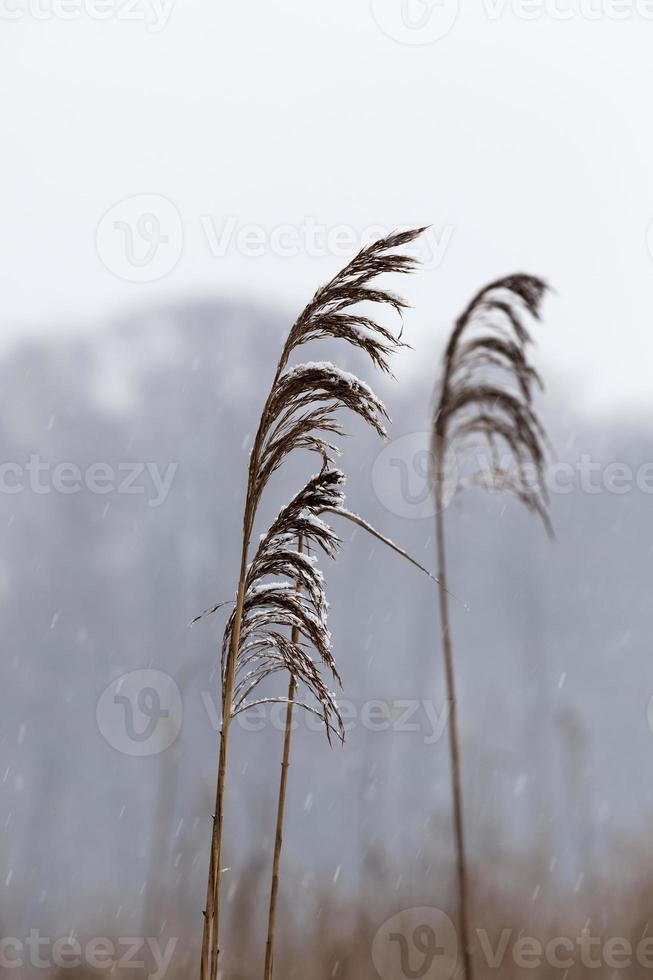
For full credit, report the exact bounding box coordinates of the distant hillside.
[1,298,652,946]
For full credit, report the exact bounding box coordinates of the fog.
[1,297,652,975]
[4,4,653,976]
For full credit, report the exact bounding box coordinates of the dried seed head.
[222,229,425,740]
[433,274,552,533]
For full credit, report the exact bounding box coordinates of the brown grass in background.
[64,836,653,980]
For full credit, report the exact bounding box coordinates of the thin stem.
[200,371,282,980]
[197,231,421,979]
[201,547,248,980]
[263,535,303,980]
[435,473,473,980]
[263,672,297,980]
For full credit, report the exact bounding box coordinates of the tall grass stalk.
[200,229,426,980]
[263,536,303,980]
[432,275,552,980]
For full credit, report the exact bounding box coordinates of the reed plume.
[431,275,552,980]
[200,228,426,980]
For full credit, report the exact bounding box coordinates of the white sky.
[2,0,653,417]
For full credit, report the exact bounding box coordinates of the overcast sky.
[2,1,652,417]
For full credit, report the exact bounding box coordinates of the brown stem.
[201,548,248,980]
[200,373,282,980]
[263,672,297,980]
[263,535,303,980]
[435,476,473,980]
